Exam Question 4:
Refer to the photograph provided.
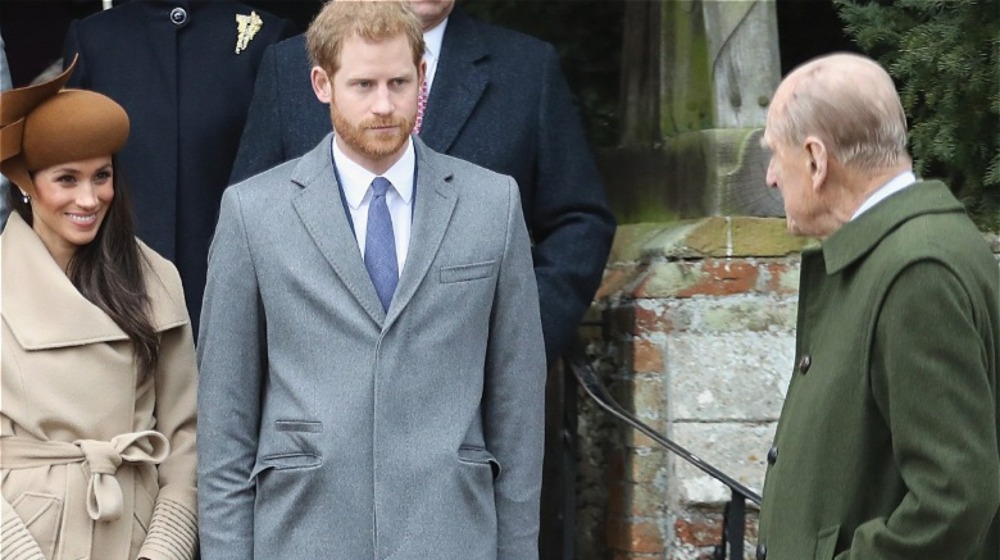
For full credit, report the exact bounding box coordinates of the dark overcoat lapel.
[420,9,488,154]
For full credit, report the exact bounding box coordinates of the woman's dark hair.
[9,157,160,376]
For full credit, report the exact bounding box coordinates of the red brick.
[615,552,661,560]
[597,266,638,300]
[607,518,666,554]
[675,516,722,547]
[676,260,759,297]
[763,262,798,294]
[633,304,673,334]
[630,338,664,373]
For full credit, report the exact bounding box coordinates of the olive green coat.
[758,181,1000,560]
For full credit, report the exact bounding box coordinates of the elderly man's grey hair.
[771,53,910,172]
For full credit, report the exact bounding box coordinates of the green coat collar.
[821,180,965,275]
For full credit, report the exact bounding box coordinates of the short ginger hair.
[306,0,425,77]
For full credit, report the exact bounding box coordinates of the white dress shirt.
[422,18,448,95]
[851,170,917,220]
[332,137,415,275]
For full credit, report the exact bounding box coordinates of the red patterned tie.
[414,77,428,134]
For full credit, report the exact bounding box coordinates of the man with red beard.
[196,2,546,559]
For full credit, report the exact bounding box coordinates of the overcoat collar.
[290,134,457,330]
[419,7,489,154]
[1,213,188,350]
[821,180,966,275]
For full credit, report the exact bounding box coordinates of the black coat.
[230,8,615,360]
[63,0,294,333]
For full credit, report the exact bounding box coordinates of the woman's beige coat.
[0,213,198,560]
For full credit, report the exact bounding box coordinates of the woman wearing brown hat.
[0,59,197,560]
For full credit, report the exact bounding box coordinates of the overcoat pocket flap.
[440,261,497,283]
[10,493,62,527]
[9,492,62,557]
[276,420,323,433]
[250,453,322,479]
[458,446,502,479]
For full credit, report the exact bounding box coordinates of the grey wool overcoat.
[197,134,546,559]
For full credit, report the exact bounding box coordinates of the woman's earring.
[21,192,29,204]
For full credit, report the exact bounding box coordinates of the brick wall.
[576,221,1000,560]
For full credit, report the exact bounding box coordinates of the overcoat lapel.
[383,140,457,331]
[420,8,488,154]
[2,214,127,348]
[291,136,386,326]
[1,213,187,350]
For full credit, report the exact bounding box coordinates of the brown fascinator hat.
[0,56,130,197]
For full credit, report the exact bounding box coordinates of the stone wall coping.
[608,217,816,265]
[609,218,999,265]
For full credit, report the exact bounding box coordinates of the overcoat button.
[756,542,767,560]
[798,354,812,374]
[170,7,187,25]
[767,445,778,465]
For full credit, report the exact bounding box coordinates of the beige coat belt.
[1,431,170,521]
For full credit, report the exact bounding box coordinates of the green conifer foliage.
[835,0,999,228]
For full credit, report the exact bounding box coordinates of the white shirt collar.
[422,17,448,91]
[423,18,447,64]
[851,170,916,220]
[332,136,416,210]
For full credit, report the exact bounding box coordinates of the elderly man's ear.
[805,136,828,190]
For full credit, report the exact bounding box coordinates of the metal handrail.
[564,344,761,560]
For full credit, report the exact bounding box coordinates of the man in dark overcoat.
[756,52,999,560]
[62,0,294,333]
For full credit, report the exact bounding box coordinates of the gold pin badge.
[235,11,263,55]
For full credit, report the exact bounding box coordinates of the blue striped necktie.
[365,176,398,311]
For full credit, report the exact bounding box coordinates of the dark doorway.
[1,0,101,87]
[776,0,860,74]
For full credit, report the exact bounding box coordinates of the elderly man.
[197,2,545,559]
[756,53,999,559]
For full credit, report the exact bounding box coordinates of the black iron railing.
[564,343,762,560]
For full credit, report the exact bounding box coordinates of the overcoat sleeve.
[0,497,46,560]
[839,261,1000,558]
[61,22,89,88]
[486,177,546,560]
[530,43,615,361]
[139,316,199,560]
[196,188,264,558]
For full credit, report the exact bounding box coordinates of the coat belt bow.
[0,430,170,521]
